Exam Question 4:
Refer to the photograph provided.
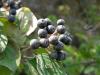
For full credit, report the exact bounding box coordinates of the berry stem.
[21,46,31,52]
[52,29,58,35]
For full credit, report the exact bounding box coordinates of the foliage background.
[24,0,100,35]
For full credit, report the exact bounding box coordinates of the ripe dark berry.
[45,18,52,26]
[56,25,66,34]
[49,51,67,61]
[30,39,40,49]
[38,29,48,38]
[7,15,16,22]
[40,38,49,48]
[46,25,55,34]
[9,9,16,15]
[59,34,72,45]
[37,19,47,28]
[8,1,16,9]
[49,35,58,45]
[53,41,64,51]
[57,19,65,25]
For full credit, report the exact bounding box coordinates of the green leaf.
[0,34,8,53]
[16,7,37,36]
[0,17,17,36]
[63,57,82,75]
[0,45,21,72]
[84,66,95,74]
[36,48,47,54]
[24,61,39,75]
[28,54,68,75]
[47,15,58,23]
[0,21,4,32]
[0,66,12,75]
[0,17,27,46]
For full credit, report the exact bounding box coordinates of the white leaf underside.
[16,7,38,36]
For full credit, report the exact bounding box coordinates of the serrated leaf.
[24,61,39,75]
[28,54,68,75]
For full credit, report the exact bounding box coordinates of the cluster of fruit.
[0,0,22,22]
[30,18,72,61]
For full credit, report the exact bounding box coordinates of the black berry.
[37,19,47,28]
[30,39,40,49]
[56,25,66,34]
[49,51,67,61]
[54,41,64,51]
[7,15,16,22]
[57,19,65,25]
[49,35,58,45]
[45,18,52,26]
[38,29,48,38]
[59,34,72,45]
[9,9,16,15]
[46,25,55,34]
[40,38,49,48]
[8,1,16,9]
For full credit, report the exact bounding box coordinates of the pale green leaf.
[28,54,68,75]
[0,45,21,72]
[0,34,8,53]
[16,7,37,36]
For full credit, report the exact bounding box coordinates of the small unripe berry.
[38,29,48,38]
[30,39,40,49]
[45,18,52,26]
[49,35,58,45]
[57,19,65,25]
[59,34,72,45]
[56,25,66,34]
[40,38,49,48]
[49,51,67,61]
[54,41,64,51]
[9,9,16,15]
[37,19,47,28]
[7,15,16,22]
[46,25,55,34]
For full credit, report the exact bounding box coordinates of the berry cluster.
[0,0,22,22]
[30,18,72,61]
[8,0,22,22]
